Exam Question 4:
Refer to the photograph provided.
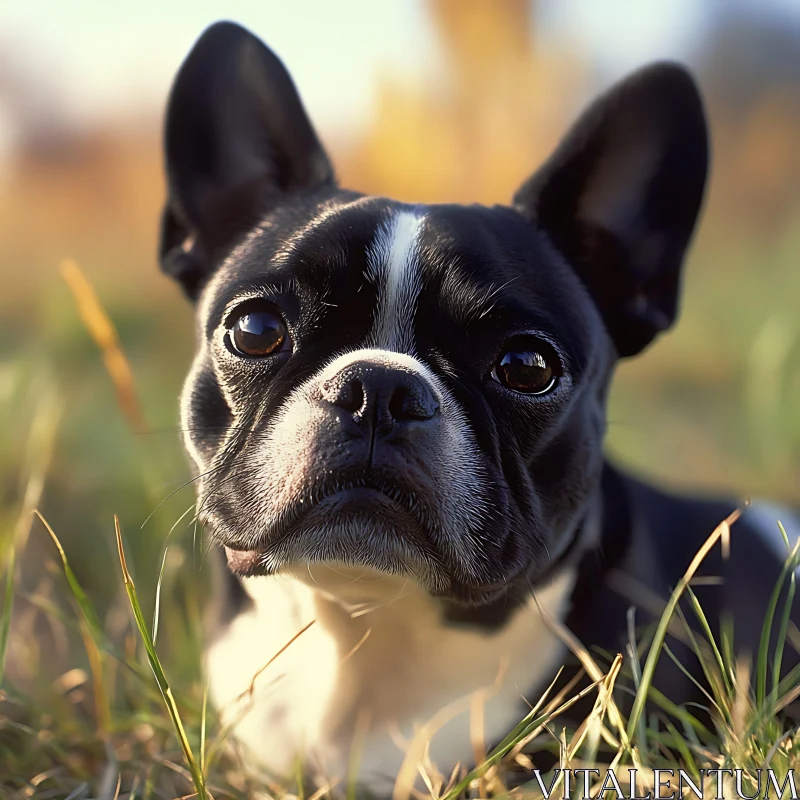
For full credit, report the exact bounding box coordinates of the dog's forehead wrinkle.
[253,194,375,263]
[428,236,577,333]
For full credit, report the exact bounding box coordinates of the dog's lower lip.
[223,484,424,575]
[225,546,264,573]
[275,485,416,532]
[293,485,424,530]
[316,486,405,509]
[291,481,420,520]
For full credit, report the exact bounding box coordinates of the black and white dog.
[159,22,799,793]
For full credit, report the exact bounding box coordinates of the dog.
[158,21,800,794]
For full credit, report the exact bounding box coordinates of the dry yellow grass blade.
[535,597,628,755]
[60,258,146,434]
[567,653,624,762]
[1,388,61,682]
[393,660,508,800]
[13,388,62,555]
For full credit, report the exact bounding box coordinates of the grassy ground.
[0,244,799,799]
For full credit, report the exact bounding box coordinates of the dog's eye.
[492,342,560,395]
[229,307,288,357]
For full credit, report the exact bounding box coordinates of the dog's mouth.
[218,476,529,606]
[223,478,438,578]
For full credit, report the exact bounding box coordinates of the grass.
[114,515,208,800]
[4,487,800,799]
[1,262,799,799]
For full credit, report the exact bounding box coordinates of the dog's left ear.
[160,21,334,299]
[513,63,708,357]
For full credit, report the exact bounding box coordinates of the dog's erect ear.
[160,21,334,299]
[513,63,708,357]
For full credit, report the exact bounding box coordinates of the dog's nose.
[321,361,439,428]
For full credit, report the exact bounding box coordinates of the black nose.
[321,361,440,429]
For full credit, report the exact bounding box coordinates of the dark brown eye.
[492,344,559,395]
[229,307,288,357]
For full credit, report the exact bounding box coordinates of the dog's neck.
[206,561,577,791]
[251,562,578,715]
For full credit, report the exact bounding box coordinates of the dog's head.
[160,22,708,606]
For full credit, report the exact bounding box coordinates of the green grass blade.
[152,545,169,647]
[36,510,112,734]
[36,510,105,641]
[676,604,723,699]
[684,585,734,697]
[200,677,209,779]
[663,718,700,776]
[115,516,209,800]
[756,534,800,708]
[644,684,713,740]
[626,510,739,741]
[771,522,796,699]
[662,642,722,719]
[626,606,648,751]
[0,546,15,685]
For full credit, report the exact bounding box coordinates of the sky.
[1,0,799,141]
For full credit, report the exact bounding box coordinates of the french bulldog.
[158,21,800,794]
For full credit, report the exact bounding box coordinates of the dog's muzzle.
[222,353,465,581]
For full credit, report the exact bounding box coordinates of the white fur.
[206,566,575,794]
[366,211,424,354]
[744,502,800,566]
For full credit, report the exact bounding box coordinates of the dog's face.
[160,23,708,606]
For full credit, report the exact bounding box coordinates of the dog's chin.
[220,486,526,605]
[223,487,447,590]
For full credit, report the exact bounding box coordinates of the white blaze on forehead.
[366,210,425,354]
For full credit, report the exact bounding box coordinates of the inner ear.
[578,135,665,243]
[514,62,709,357]
[160,21,335,300]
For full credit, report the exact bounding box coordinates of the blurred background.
[1,0,799,686]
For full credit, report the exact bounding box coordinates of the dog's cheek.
[528,412,606,544]
[429,386,535,584]
[181,366,233,469]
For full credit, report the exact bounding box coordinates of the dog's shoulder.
[614,469,800,661]
[562,467,800,712]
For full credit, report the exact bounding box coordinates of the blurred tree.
[698,9,800,121]
[694,8,800,235]
[340,0,588,204]
[0,45,75,167]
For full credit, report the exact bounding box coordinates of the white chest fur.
[206,567,575,794]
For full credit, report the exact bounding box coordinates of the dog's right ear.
[160,22,334,299]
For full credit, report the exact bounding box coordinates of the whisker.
[132,424,264,438]
[198,520,217,572]
[140,461,233,531]
[477,276,521,319]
